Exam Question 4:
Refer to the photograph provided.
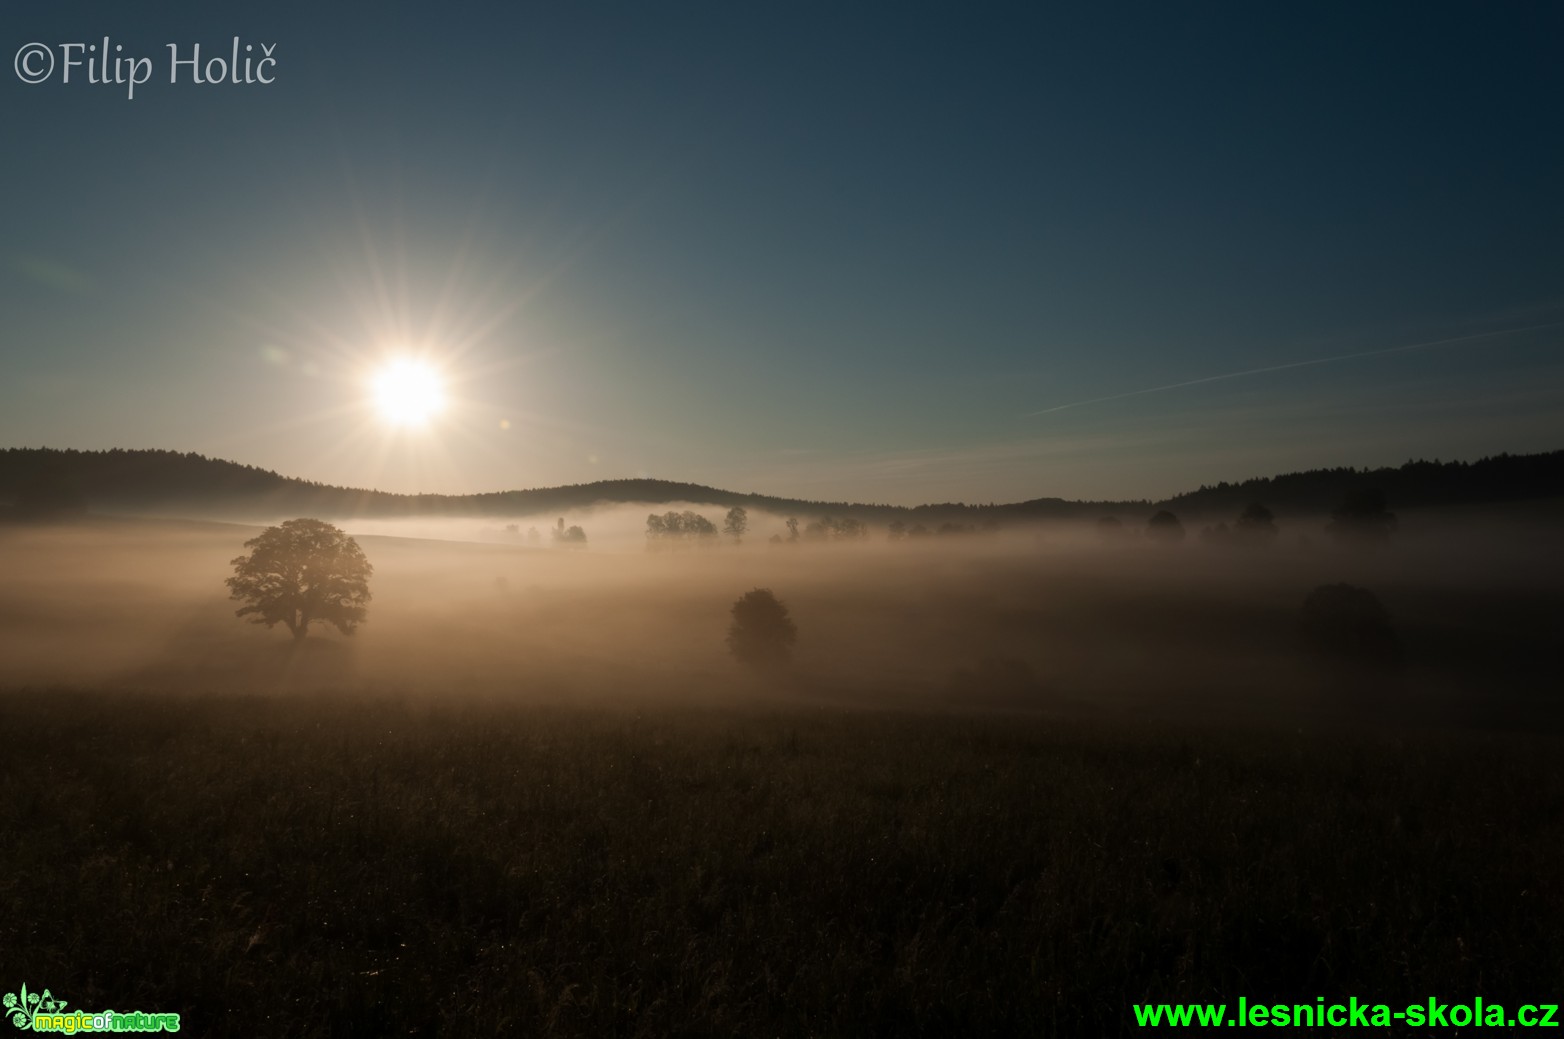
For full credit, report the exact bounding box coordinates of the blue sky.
[3,2,1561,504]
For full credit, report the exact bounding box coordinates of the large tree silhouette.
[226,518,372,640]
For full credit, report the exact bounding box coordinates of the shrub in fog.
[727,588,798,669]
[1326,487,1397,548]
[1235,503,1278,546]
[1146,510,1185,544]
[553,517,588,547]
[1300,583,1402,670]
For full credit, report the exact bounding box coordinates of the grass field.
[3,690,1563,1036]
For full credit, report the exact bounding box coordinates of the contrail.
[1027,321,1564,417]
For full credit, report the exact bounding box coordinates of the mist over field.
[3,492,1563,1034]
[9,460,1557,1034]
[3,502,1557,726]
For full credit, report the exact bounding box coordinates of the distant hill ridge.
[0,446,1559,523]
[1161,452,1564,518]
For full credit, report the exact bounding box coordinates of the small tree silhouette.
[552,517,588,546]
[1326,487,1397,547]
[1235,503,1278,545]
[726,588,797,669]
[227,518,372,640]
[1300,583,1401,670]
[1146,510,1185,544]
[723,506,749,543]
[647,511,716,548]
[804,516,869,541]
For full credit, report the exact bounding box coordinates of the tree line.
[4,447,1558,525]
[1104,487,1399,549]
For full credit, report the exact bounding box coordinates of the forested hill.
[0,448,1112,522]
[0,447,1559,523]
[1159,451,1564,519]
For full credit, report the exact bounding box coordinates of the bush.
[1300,583,1401,670]
[1326,487,1397,547]
[1235,503,1278,545]
[1146,510,1185,544]
[727,588,798,669]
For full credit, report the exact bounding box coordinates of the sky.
[2,2,1561,505]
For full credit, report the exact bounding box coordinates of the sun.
[370,358,446,427]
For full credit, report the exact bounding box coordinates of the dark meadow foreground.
[1,510,1561,1034]
[3,691,1562,1036]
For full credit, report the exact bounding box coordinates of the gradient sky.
[3,3,1561,505]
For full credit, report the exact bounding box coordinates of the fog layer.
[0,506,1557,727]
